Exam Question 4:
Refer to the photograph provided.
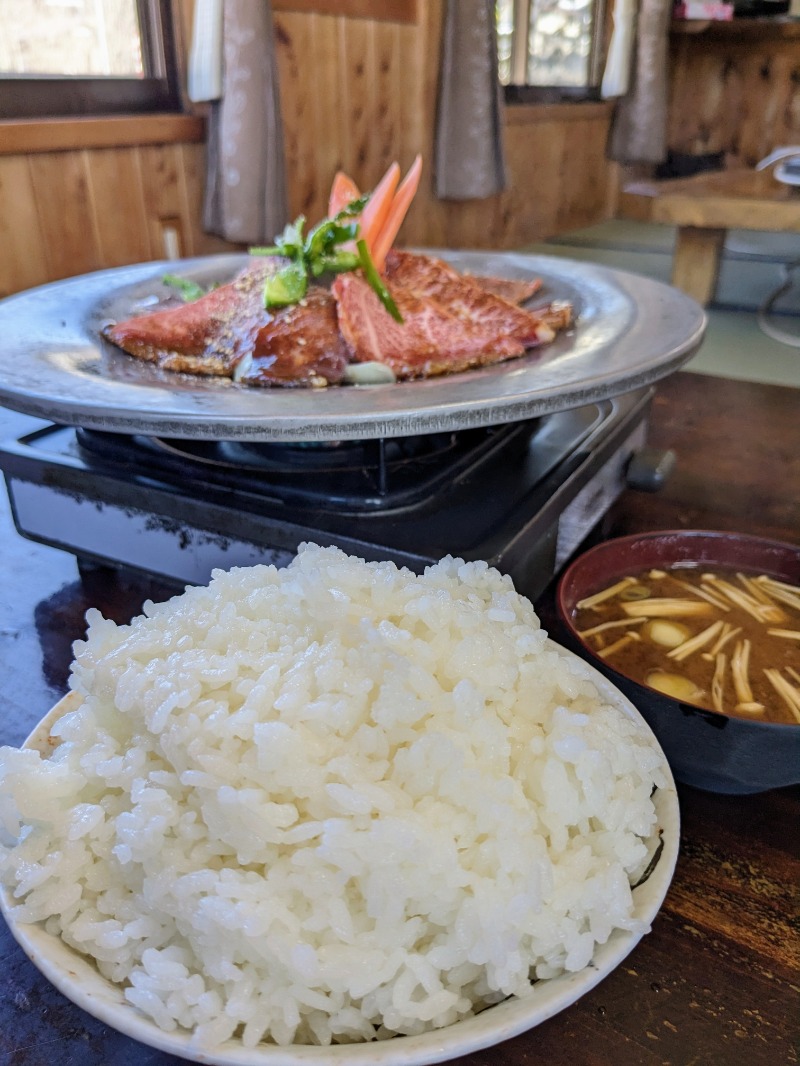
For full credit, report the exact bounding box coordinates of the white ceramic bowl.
[0,647,680,1066]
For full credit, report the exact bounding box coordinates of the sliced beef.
[238,288,350,387]
[103,259,283,377]
[383,250,554,349]
[466,267,573,332]
[332,250,558,379]
[103,249,570,388]
[332,273,527,379]
[456,273,542,306]
[104,261,348,386]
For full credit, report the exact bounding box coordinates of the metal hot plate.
[0,250,706,442]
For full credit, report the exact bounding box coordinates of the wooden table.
[1,372,799,1065]
[619,167,800,305]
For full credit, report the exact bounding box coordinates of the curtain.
[601,0,636,100]
[434,0,507,201]
[608,0,673,165]
[196,0,289,245]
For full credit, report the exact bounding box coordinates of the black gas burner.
[74,422,533,512]
[0,389,657,599]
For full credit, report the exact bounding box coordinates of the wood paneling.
[272,1,616,251]
[666,23,800,167]
[26,151,103,281]
[273,0,418,22]
[0,156,49,294]
[85,147,152,267]
[0,139,241,298]
[273,8,428,228]
[275,12,317,215]
[0,0,618,297]
[138,143,187,259]
[411,101,616,252]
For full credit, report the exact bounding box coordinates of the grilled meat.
[102,250,571,387]
[103,261,348,386]
[470,274,543,304]
[103,260,281,377]
[237,287,350,387]
[332,251,556,379]
[332,274,522,378]
[385,250,554,348]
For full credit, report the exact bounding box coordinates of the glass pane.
[0,0,144,77]
[527,0,594,88]
[496,0,515,85]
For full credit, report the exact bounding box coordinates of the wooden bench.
[618,167,800,306]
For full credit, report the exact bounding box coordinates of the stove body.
[0,388,658,602]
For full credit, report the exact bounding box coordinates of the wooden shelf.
[0,114,205,156]
[671,16,800,38]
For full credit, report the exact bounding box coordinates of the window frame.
[0,0,182,120]
[498,0,608,105]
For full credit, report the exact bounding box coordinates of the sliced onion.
[646,670,704,703]
[646,620,691,648]
[343,362,397,385]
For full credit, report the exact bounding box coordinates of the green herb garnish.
[355,239,402,323]
[249,196,402,322]
[262,260,309,308]
[162,274,207,302]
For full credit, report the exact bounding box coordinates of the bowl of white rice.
[0,544,679,1066]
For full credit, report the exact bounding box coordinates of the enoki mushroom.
[763,669,800,723]
[572,564,800,723]
[730,639,765,714]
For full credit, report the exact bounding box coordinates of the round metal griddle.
[0,250,706,442]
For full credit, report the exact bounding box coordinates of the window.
[0,0,181,119]
[496,0,606,102]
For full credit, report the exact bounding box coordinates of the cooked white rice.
[0,543,667,1048]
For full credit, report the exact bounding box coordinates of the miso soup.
[571,565,800,725]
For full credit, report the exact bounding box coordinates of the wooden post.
[671,225,727,306]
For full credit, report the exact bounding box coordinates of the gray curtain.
[608,0,673,165]
[434,0,507,201]
[203,0,289,245]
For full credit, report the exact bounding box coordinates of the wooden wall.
[666,21,800,167]
[272,1,616,251]
[0,0,617,298]
[0,121,236,298]
[3,6,797,301]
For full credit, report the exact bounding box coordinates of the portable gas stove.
[0,388,668,601]
[0,250,704,599]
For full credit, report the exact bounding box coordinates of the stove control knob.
[625,447,676,492]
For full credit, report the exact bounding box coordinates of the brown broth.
[571,565,800,725]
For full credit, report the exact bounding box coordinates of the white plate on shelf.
[0,649,680,1066]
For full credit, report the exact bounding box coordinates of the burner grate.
[75,423,533,513]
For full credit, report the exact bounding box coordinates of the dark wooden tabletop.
[1,371,798,1066]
